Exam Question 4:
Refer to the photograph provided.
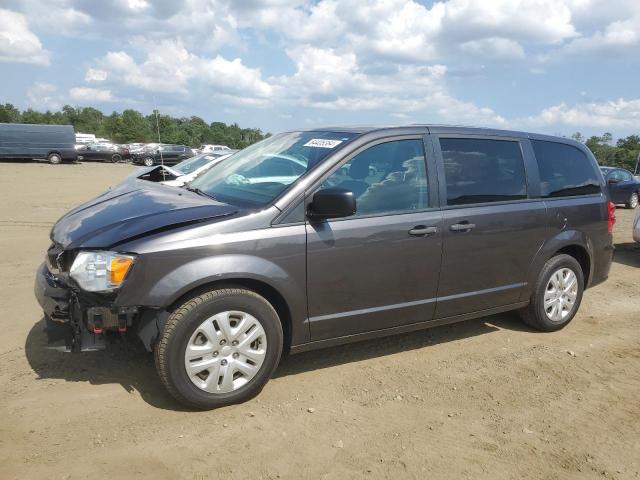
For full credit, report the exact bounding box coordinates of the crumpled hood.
[51,180,238,249]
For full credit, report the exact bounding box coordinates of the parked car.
[201,144,231,153]
[76,143,130,162]
[600,166,640,209]
[0,123,76,164]
[35,125,614,409]
[161,151,237,187]
[132,144,195,167]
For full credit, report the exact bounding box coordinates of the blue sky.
[1,0,639,137]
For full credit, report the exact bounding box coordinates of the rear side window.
[531,140,601,197]
[439,138,527,206]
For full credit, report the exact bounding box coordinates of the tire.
[155,288,283,409]
[143,157,154,167]
[111,154,122,163]
[626,192,638,209]
[519,254,584,332]
[47,153,62,165]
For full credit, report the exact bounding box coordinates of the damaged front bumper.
[34,263,138,352]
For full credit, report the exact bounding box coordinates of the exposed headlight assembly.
[70,251,136,292]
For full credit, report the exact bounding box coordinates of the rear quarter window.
[531,140,601,197]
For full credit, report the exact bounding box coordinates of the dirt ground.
[0,161,638,480]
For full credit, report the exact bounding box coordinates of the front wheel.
[143,157,154,167]
[519,254,584,331]
[111,154,122,163]
[626,192,638,209]
[155,288,283,409]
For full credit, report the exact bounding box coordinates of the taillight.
[607,201,616,233]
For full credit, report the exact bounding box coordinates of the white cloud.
[27,82,60,110]
[526,98,640,128]
[69,87,114,102]
[460,37,526,60]
[91,39,273,100]
[85,68,108,82]
[0,8,49,65]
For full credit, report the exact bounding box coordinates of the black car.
[35,125,614,409]
[0,123,76,164]
[600,166,640,208]
[77,143,130,163]
[132,144,195,167]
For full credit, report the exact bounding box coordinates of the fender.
[116,253,309,344]
[521,229,593,301]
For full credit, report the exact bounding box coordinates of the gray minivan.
[34,125,615,409]
[0,123,77,164]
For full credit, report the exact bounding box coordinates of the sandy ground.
[0,161,638,480]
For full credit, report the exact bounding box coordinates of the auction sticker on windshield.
[303,139,343,148]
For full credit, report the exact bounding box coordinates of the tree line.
[571,132,640,173]
[1,102,638,171]
[0,103,270,149]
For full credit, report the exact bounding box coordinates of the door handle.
[409,226,438,236]
[449,222,476,232]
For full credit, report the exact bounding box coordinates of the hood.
[52,180,238,249]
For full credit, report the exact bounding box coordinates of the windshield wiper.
[185,186,217,201]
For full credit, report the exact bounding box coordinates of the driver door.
[305,137,443,340]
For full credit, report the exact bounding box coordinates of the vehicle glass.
[440,138,527,205]
[190,131,358,207]
[321,139,429,216]
[608,170,624,182]
[531,140,601,197]
[620,170,633,181]
[174,154,217,174]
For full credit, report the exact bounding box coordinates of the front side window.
[531,140,601,197]
[321,139,429,216]
[190,131,357,207]
[440,138,527,206]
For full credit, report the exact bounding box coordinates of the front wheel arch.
[166,278,293,355]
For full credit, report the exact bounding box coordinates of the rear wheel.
[626,192,638,209]
[143,157,154,167]
[47,153,62,165]
[111,154,122,163]
[520,254,584,331]
[155,288,283,409]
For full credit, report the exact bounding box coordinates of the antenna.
[153,97,166,180]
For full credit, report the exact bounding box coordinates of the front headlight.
[70,251,136,292]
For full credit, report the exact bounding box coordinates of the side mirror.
[308,187,356,220]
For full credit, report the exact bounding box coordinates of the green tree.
[0,103,21,123]
[1,105,268,149]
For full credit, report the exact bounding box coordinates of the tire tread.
[155,288,280,409]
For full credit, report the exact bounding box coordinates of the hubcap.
[184,311,267,394]
[543,268,578,322]
[631,194,638,208]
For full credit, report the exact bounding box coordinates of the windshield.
[174,154,218,175]
[189,131,357,207]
